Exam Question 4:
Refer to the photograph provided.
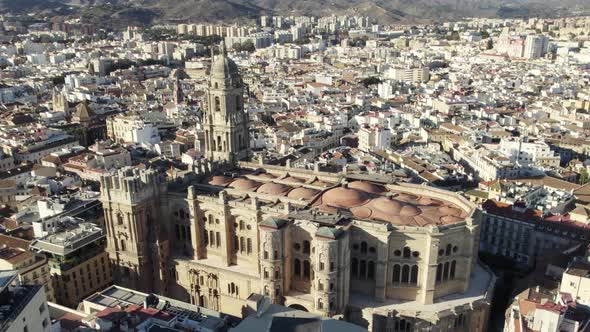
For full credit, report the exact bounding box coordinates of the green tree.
[360,76,382,87]
[580,168,590,185]
[241,40,255,52]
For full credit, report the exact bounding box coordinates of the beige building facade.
[100,43,495,332]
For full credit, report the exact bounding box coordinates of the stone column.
[187,186,205,259]
[374,241,388,302]
[421,229,441,305]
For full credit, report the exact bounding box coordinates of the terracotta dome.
[287,187,319,200]
[208,176,233,187]
[228,179,262,191]
[257,173,276,179]
[440,215,463,224]
[351,206,373,219]
[417,197,441,206]
[400,205,421,217]
[257,182,292,196]
[347,181,386,194]
[321,187,370,208]
[395,193,419,202]
[371,197,403,213]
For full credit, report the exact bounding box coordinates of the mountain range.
[1,0,589,26]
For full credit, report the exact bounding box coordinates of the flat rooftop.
[30,218,104,256]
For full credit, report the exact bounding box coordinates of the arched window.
[403,247,411,258]
[208,214,214,225]
[216,232,221,247]
[240,237,245,252]
[120,239,126,251]
[294,259,301,276]
[436,264,442,282]
[392,264,401,284]
[317,298,323,310]
[209,231,215,246]
[214,96,220,112]
[410,265,419,285]
[217,136,222,152]
[361,241,367,253]
[401,265,410,283]
[117,213,124,225]
[247,238,252,254]
[200,295,207,307]
[239,220,245,230]
[303,260,311,279]
[450,260,456,279]
[303,241,310,254]
[359,260,366,279]
[351,258,358,277]
[264,286,269,295]
[443,262,450,281]
[367,261,375,280]
[446,244,452,256]
[235,286,239,296]
[275,270,280,279]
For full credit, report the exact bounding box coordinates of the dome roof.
[438,206,462,216]
[371,197,403,212]
[210,42,239,80]
[347,181,386,194]
[208,176,233,187]
[287,187,320,200]
[395,193,419,202]
[257,182,292,196]
[400,205,421,217]
[321,187,370,208]
[417,197,440,206]
[228,179,261,191]
[211,55,239,79]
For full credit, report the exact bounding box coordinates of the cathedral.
[99,43,494,331]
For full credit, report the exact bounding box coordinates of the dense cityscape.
[0,8,589,332]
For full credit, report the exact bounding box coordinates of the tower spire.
[220,40,227,56]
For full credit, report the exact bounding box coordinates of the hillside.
[1,0,589,26]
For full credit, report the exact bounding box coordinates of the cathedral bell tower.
[203,41,249,163]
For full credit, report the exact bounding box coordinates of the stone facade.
[99,43,494,331]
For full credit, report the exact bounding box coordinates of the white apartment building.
[0,270,51,332]
[106,114,161,145]
[499,139,560,168]
[560,259,590,307]
[358,125,391,152]
[385,64,430,84]
[496,35,526,58]
[524,35,550,59]
[377,81,397,99]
